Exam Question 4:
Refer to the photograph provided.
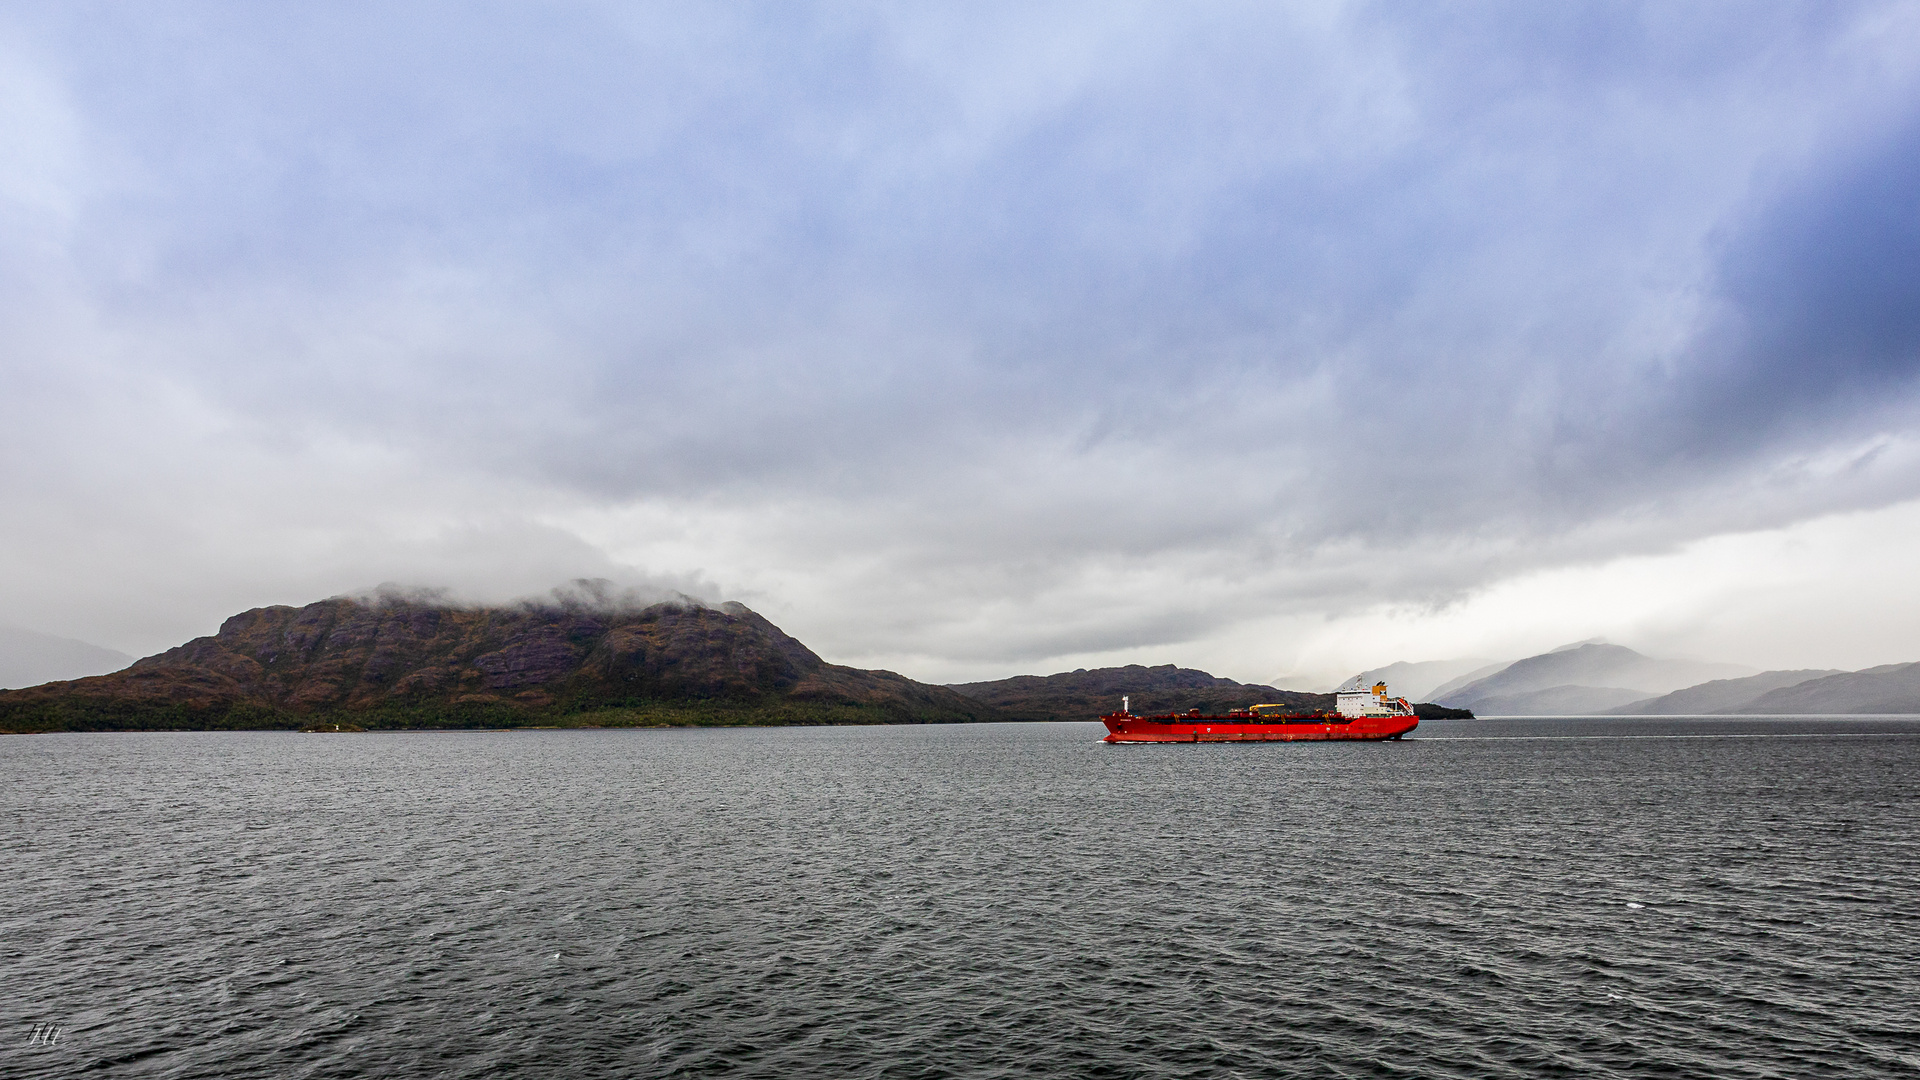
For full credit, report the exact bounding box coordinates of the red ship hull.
[1100,711,1417,743]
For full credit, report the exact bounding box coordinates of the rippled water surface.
[6,718,1920,1078]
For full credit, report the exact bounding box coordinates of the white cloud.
[1216,496,1920,690]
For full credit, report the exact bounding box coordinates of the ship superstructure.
[1334,680,1417,719]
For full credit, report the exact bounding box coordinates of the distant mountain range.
[1365,643,1920,715]
[1430,643,1753,716]
[0,591,996,732]
[0,627,133,690]
[1607,669,1844,714]
[1723,663,1920,714]
[8,591,1914,730]
[1346,658,1495,703]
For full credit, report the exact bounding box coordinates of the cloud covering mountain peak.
[5,3,1920,682]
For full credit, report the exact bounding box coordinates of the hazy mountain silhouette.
[1610,669,1845,714]
[1435,644,1753,715]
[1463,684,1661,716]
[1425,661,1516,702]
[1736,663,1920,714]
[1346,659,1496,703]
[0,627,133,689]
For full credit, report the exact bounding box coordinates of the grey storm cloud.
[3,1,1919,674]
[1705,113,1920,416]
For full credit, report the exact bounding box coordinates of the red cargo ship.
[1100,682,1418,743]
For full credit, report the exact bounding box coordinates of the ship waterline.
[1099,711,1418,742]
[1101,680,1419,742]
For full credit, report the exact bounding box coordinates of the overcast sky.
[4,2,1920,688]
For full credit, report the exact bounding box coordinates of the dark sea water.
[6,717,1920,1079]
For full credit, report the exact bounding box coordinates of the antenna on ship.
[1122,695,1129,715]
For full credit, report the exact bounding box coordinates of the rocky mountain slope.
[0,591,998,731]
[949,665,1334,721]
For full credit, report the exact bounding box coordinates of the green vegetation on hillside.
[0,696,980,733]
